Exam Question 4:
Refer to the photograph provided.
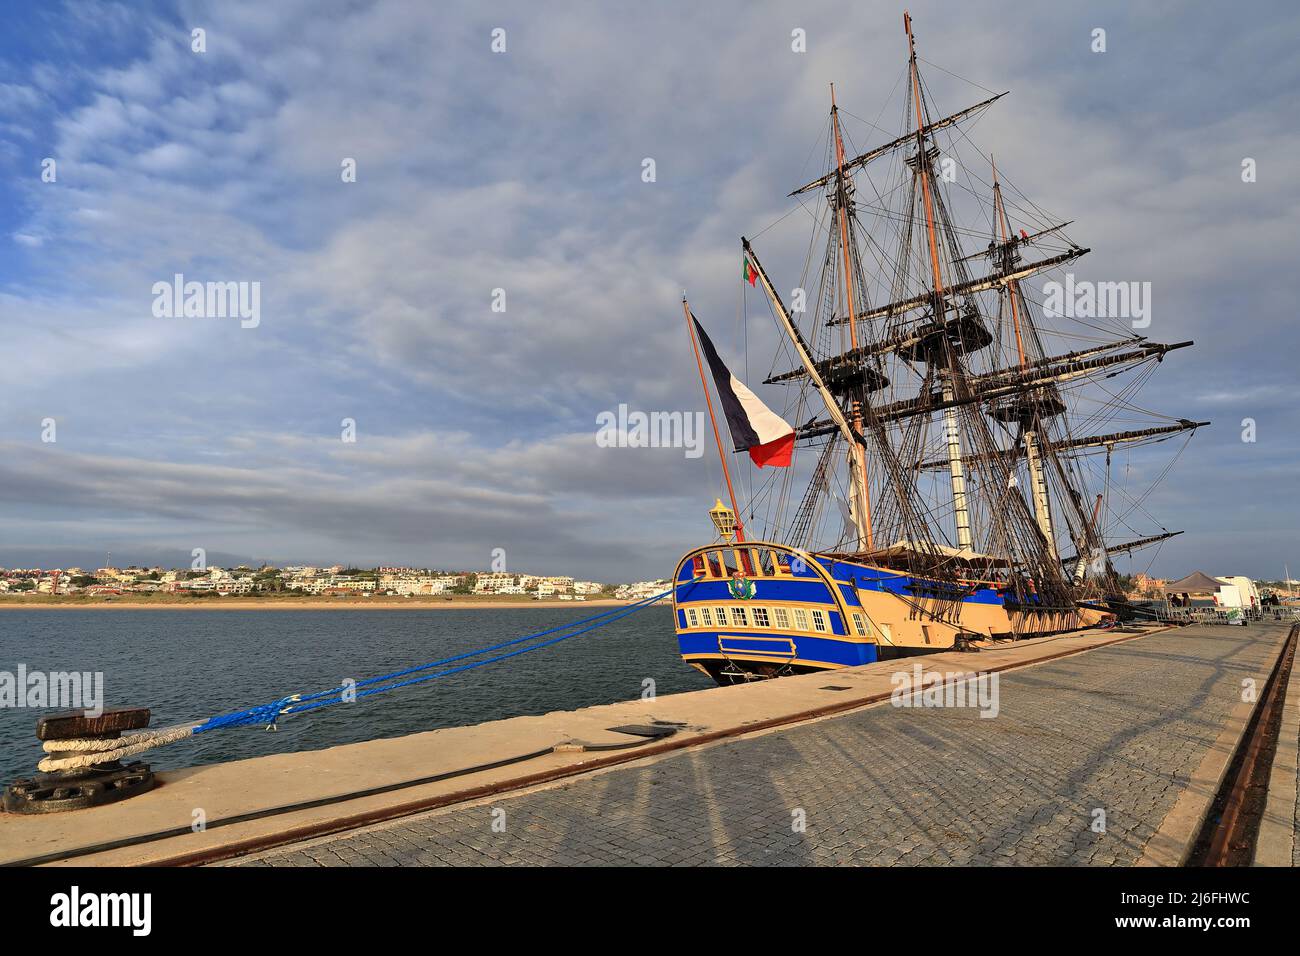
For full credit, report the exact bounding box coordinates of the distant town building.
[1132,573,1167,594]
[1,561,605,602]
[615,580,671,601]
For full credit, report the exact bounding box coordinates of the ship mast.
[993,157,1056,559]
[746,11,1201,585]
[905,11,972,550]
[1072,493,1105,583]
[830,83,874,551]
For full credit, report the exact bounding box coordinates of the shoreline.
[0,597,634,612]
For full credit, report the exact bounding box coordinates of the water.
[0,606,711,783]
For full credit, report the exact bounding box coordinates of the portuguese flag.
[692,314,795,468]
[742,252,759,286]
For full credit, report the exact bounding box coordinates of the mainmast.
[905,10,972,550]
[830,83,874,551]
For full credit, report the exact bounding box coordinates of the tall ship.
[673,12,1206,684]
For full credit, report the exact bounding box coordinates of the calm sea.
[0,606,710,784]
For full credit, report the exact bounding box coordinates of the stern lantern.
[709,498,737,541]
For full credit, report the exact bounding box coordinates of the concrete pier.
[2,621,1295,867]
[1254,620,1300,866]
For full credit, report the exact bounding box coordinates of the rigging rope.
[37,588,678,772]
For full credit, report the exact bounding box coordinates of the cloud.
[0,433,707,576]
[0,0,1296,580]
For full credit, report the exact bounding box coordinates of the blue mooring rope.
[192,587,677,733]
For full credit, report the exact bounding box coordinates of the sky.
[0,0,1296,582]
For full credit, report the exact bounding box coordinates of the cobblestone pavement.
[1292,632,1300,869]
[234,625,1286,867]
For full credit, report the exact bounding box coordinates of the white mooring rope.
[37,724,199,773]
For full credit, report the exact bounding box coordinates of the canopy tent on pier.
[1162,571,1226,596]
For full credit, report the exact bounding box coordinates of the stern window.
[811,610,828,632]
[686,608,698,627]
[729,606,748,626]
[774,607,791,629]
[792,608,810,631]
[752,607,770,627]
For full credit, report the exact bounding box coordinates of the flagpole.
[683,295,745,543]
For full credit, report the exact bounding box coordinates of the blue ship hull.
[673,540,1097,683]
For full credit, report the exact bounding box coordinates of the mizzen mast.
[992,156,1057,559]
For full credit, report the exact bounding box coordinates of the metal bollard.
[3,707,157,814]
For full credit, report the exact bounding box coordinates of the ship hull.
[673,540,1109,684]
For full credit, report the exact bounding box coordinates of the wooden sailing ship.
[673,12,1206,684]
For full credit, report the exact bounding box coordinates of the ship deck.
[2,621,1296,867]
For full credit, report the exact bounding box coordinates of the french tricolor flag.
[692,314,796,468]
